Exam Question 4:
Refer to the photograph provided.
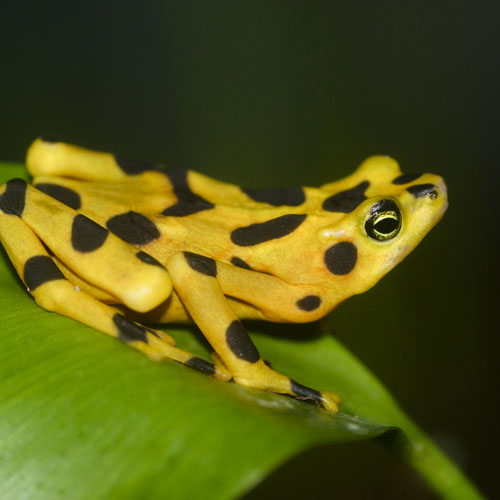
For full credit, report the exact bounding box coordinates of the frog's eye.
[364,199,401,241]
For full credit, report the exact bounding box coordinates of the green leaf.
[0,164,482,500]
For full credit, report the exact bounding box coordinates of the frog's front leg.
[167,252,340,413]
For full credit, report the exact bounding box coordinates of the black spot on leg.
[184,252,217,277]
[71,214,108,253]
[34,183,81,210]
[185,356,216,376]
[113,314,148,343]
[230,257,253,270]
[392,173,422,185]
[162,169,214,216]
[23,255,65,291]
[322,181,369,213]
[115,155,160,175]
[290,379,324,407]
[136,251,163,267]
[241,186,306,206]
[407,184,438,199]
[324,241,357,275]
[296,295,322,311]
[106,211,160,245]
[226,320,260,363]
[231,214,307,246]
[0,178,27,216]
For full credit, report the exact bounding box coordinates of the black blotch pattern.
[324,241,358,275]
[186,356,216,376]
[0,178,27,216]
[106,211,160,246]
[23,255,65,291]
[322,181,370,213]
[71,214,108,253]
[392,173,422,185]
[162,169,214,217]
[226,320,260,363]
[290,379,324,407]
[184,252,217,277]
[113,314,148,343]
[230,257,253,270]
[242,186,306,206]
[231,213,307,247]
[34,183,81,210]
[136,251,163,267]
[296,295,322,311]
[115,155,160,175]
[407,184,438,199]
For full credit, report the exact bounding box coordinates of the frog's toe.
[290,379,340,414]
[321,391,341,413]
[210,352,233,381]
[152,329,175,345]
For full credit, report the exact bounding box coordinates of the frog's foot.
[233,362,340,414]
[289,380,341,413]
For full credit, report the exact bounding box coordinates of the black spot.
[322,181,369,213]
[34,183,81,210]
[226,320,260,363]
[113,314,148,343]
[162,169,214,217]
[184,252,217,277]
[136,251,163,267]
[407,184,438,199]
[185,356,216,376]
[115,155,160,175]
[241,186,306,206]
[106,211,160,246]
[23,255,65,291]
[324,241,358,275]
[231,257,253,270]
[392,173,422,185]
[290,379,324,407]
[0,178,27,216]
[71,214,108,253]
[263,359,272,368]
[296,295,322,312]
[231,214,307,247]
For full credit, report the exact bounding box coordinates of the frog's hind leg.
[26,138,159,181]
[0,187,230,381]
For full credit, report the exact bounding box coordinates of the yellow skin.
[0,139,448,413]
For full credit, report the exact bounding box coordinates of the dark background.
[1,2,498,498]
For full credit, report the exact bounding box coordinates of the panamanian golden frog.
[0,138,448,413]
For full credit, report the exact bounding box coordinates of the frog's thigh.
[8,180,171,313]
[0,210,230,380]
[166,252,340,413]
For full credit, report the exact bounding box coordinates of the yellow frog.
[0,138,448,413]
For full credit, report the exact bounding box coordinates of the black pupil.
[374,216,398,234]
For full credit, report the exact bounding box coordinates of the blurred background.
[1,2,498,498]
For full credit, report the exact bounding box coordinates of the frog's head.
[318,156,448,300]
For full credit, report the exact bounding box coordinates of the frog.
[0,138,448,413]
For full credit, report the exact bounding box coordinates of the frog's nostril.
[406,183,438,199]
